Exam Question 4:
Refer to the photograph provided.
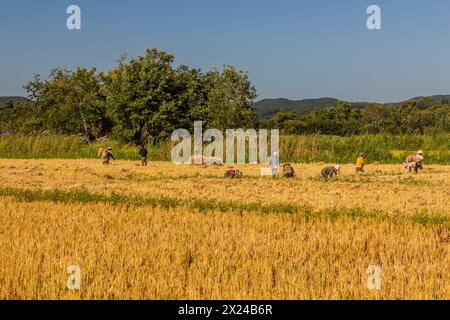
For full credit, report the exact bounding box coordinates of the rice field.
[0,159,448,299]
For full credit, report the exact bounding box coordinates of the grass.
[0,134,168,160]
[281,133,450,164]
[0,133,449,164]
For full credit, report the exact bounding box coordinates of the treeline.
[0,48,257,144]
[266,99,450,135]
[1,47,449,142]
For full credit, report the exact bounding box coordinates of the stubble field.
[0,159,448,299]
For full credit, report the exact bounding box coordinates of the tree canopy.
[1,48,259,144]
[1,47,449,141]
[267,100,449,136]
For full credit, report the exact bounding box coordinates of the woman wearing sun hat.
[404,150,424,174]
[413,150,424,173]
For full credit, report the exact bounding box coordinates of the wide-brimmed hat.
[106,147,113,150]
[416,150,424,155]
[334,165,341,171]
[359,152,366,157]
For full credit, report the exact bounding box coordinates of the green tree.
[204,66,258,130]
[361,104,393,134]
[105,48,182,143]
[24,68,109,140]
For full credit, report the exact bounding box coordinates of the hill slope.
[0,96,30,105]
[253,95,450,119]
[253,98,342,119]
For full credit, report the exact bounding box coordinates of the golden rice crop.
[0,159,448,217]
[0,159,448,299]
[0,199,448,300]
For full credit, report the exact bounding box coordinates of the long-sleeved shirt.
[269,155,279,168]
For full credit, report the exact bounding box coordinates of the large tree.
[23,68,109,140]
[204,66,258,131]
[104,48,183,143]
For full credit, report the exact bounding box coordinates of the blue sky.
[1,0,449,102]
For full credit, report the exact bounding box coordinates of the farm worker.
[234,170,243,178]
[414,150,424,172]
[404,161,416,174]
[321,165,340,179]
[139,145,148,166]
[282,163,295,178]
[102,147,115,166]
[269,152,280,177]
[405,150,424,173]
[355,153,366,173]
[224,167,243,179]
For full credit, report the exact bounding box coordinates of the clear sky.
[1,0,449,102]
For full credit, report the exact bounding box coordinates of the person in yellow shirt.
[356,153,366,173]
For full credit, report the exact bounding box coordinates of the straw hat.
[416,150,424,155]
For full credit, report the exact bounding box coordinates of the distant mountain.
[0,96,30,105]
[253,95,450,119]
[253,98,343,119]
[409,95,450,103]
